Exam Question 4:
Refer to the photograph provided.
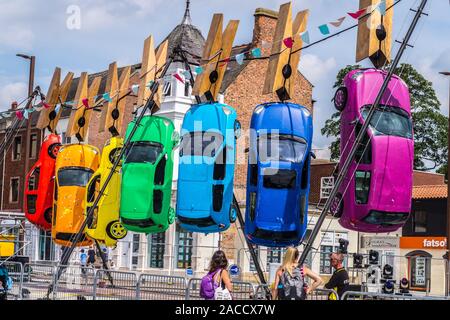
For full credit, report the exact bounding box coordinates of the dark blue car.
[244,102,313,247]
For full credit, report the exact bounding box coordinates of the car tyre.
[330,193,343,218]
[48,143,62,159]
[44,208,52,224]
[106,221,127,240]
[333,87,347,111]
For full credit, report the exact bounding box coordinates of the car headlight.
[222,106,231,115]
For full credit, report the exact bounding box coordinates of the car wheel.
[333,87,347,111]
[329,193,343,218]
[44,208,52,224]
[229,205,237,223]
[106,221,127,240]
[48,143,62,159]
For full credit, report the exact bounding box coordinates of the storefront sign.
[400,237,447,249]
[361,236,399,248]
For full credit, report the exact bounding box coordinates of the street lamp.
[439,70,450,297]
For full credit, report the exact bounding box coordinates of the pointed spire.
[181,0,192,25]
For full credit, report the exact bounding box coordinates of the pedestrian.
[80,249,87,274]
[0,264,9,301]
[272,247,323,300]
[324,252,350,300]
[87,246,96,267]
[199,250,233,300]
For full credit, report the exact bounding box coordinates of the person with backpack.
[0,264,10,300]
[199,250,233,300]
[272,247,323,300]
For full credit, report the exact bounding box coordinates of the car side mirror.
[310,151,316,159]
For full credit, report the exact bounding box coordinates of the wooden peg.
[99,62,119,133]
[356,0,393,68]
[137,35,156,108]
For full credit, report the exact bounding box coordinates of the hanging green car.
[120,115,179,234]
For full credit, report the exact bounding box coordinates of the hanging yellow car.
[84,137,127,247]
[52,144,100,247]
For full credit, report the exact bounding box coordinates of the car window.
[124,141,163,164]
[179,131,224,157]
[58,167,94,187]
[361,105,412,139]
[355,170,371,204]
[258,134,307,163]
[363,211,409,225]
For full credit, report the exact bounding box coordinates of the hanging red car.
[24,133,62,230]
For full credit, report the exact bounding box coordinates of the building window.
[163,81,172,97]
[267,247,283,267]
[10,177,20,203]
[319,231,348,274]
[320,245,334,274]
[132,234,140,267]
[39,230,55,261]
[413,210,427,233]
[61,132,71,144]
[147,232,165,268]
[249,246,260,272]
[407,251,431,292]
[29,133,38,158]
[184,82,190,97]
[12,136,22,161]
[176,225,193,269]
[320,177,334,199]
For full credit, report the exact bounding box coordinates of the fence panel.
[21,263,56,300]
[54,265,96,300]
[186,278,255,300]
[253,285,338,300]
[93,270,137,300]
[1,261,23,300]
[136,274,186,300]
[342,290,450,300]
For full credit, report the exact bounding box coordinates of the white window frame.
[9,176,20,203]
[29,133,38,159]
[320,176,334,199]
[12,136,22,161]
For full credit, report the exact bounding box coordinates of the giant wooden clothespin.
[66,72,101,141]
[36,67,74,132]
[136,36,168,113]
[98,62,131,136]
[263,2,309,101]
[356,0,393,68]
[192,14,239,102]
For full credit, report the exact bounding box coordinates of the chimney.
[252,8,279,55]
[10,101,18,110]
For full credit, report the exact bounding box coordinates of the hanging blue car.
[244,102,313,247]
[176,102,240,233]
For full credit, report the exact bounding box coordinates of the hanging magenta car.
[24,133,62,230]
[330,68,414,232]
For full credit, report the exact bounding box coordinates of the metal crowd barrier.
[21,263,56,300]
[93,269,137,300]
[186,278,255,300]
[1,261,24,300]
[136,274,187,300]
[253,284,338,300]
[53,265,96,300]
[341,290,450,300]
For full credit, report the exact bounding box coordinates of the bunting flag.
[145,80,154,88]
[235,53,245,65]
[195,66,204,75]
[103,92,112,102]
[182,70,192,80]
[348,8,367,19]
[23,109,29,120]
[16,110,24,120]
[261,40,272,49]
[330,17,346,27]
[43,102,51,109]
[173,73,184,84]
[318,24,330,35]
[377,0,386,16]
[55,104,61,113]
[283,37,294,49]
[251,48,261,58]
[82,98,89,108]
[131,84,139,94]
[301,31,310,44]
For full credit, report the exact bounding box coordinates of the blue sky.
[0,0,448,155]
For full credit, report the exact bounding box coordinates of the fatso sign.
[400,237,447,250]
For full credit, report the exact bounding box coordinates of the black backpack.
[278,266,307,300]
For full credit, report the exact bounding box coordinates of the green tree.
[321,63,448,172]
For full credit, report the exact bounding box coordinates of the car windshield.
[258,134,307,163]
[361,105,412,139]
[363,211,409,225]
[58,167,94,187]
[124,141,163,164]
[179,131,224,157]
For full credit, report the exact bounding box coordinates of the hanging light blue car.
[176,102,241,233]
[244,102,314,247]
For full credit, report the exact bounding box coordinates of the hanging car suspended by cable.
[84,137,127,247]
[330,68,414,232]
[52,144,100,246]
[244,102,313,247]
[176,103,240,233]
[120,115,179,234]
[24,133,62,231]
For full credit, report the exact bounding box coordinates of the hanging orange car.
[24,133,61,231]
[52,144,100,247]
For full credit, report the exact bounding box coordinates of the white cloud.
[299,54,337,84]
[0,82,28,111]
